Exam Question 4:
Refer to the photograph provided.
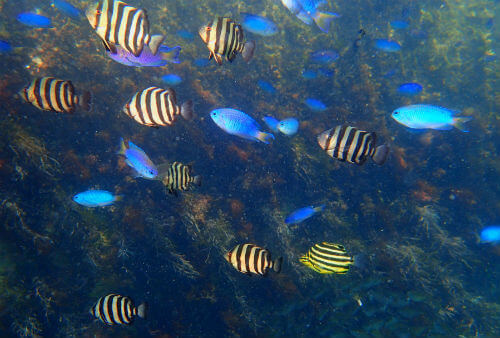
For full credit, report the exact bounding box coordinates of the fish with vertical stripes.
[299,242,354,274]
[157,161,201,196]
[90,293,147,325]
[198,17,256,65]
[317,125,389,165]
[86,0,164,57]
[226,244,282,276]
[19,77,91,113]
[123,86,193,127]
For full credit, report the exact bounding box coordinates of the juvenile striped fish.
[300,242,354,274]
[198,17,256,65]
[123,87,193,127]
[86,0,164,57]
[157,161,201,196]
[90,294,147,325]
[19,77,91,113]
[226,244,282,276]
[317,125,389,165]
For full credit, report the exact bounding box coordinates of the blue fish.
[398,83,423,96]
[280,0,340,32]
[390,20,409,29]
[241,13,278,36]
[305,98,327,111]
[392,104,472,132]
[51,0,82,19]
[176,29,194,40]
[310,50,339,64]
[257,80,277,94]
[374,39,401,52]
[194,58,210,67]
[480,225,500,244]
[210,108,274,144]
[301,69,317,79]
[285,205,325,224]
[262,116,280,132]
[107,44,181,67]
[73,190,121,207]
[161,74,182,86]
[0,40,12,53]
[278,118,299,136]
[118,138,158,179]
[17,12,52,28]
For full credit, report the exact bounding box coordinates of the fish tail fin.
[372,144,390,165]
[77,91,92,112]
[148,34,164,55]
[242,41,256,63]
[136,302,148,319]
[159,45,181,64]
[273,257,283,273]
[193,175,202,186]
[117,138,127,156]
[453,116,472,132]
[313,11,340,33]
[180,100,194,121]
[314,205,326,213]
[256,131,275,144]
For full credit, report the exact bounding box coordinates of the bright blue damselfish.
[305,98,327,111]
[262,116,280,132]
[277,118,299,136]
[0,40,12,53]
[17,13,52,28]
[375,39,401,52]
[73,190,121,207]
[310,50,339,64]
[108,44,181,67]
[257,80,277,94]
[210,108,275,144]
[161,74,183,86]
[285,205,325,224]
[398,83,423,96]
[51,0,82,19]
[118,138,158,179]
[392,104,472,132]
[241,13,278,37]
[480,225,500,244]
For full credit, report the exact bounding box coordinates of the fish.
[86,0,164,57]
[210,108,274,144]
[310,50,339,64]
[17,13,52,28]
[390,20,409,29]
[280,0,340,32]
[90,294,147,325]
[157,161,201,196]
[0,40,12,53]
[107,44,181,67]
[480,225,500,244]
[285,205,324,224]
[391,104,472,132]
[118,138,158,179]
[73,190,121,207]
[19,77,91,113]
[262,116,280,132]
[51,0,82,19]
[161,74,182,86]
[198,17,256,65]
[257,80,277,94]
[317,125,389,165]
[305,98,327,111]
[374,39,401,52]
[241,13,278,36]
[123,87,193,127]
[299,242,354,274]
[277,118,299,136]
[225,244,282,276]
[398,83,423,96]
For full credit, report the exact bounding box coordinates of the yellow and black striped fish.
[86,0,164,57]
[123,87,193,127]
[157,161,201,196]
[90,293,147,325]
[226,244,282,276]
[317,125,389,165]
[19,77,91,113]
[300,242,354,274]
[198,17,256,65]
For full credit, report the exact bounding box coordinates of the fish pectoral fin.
[213,53,223,65]
[208,52,213,60]
[101,39,117,54]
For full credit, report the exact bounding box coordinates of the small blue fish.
[176,30,194,40]
[73,190,121,207]
[480,225,500,244]
[161,74,182,86]
[305,98,327,111]
[390,20,409,29]
[51,0,82,19]
[301,69,317,79]
[194,58,210,67]
[392,104,472,132]
[17,13,52,28]
[285,205,325,224]
[310,50,339,64]
[0,40,12,53]
[118,138,158,179]
[210,108,274,144]
[280,0,340,32]
[257,80,277,94]
[107,44,180,67]
[398,83,423,96]
[241,13,278,36]
[278,118,299,136]
[374,39,401,52]
[262,116,280,132]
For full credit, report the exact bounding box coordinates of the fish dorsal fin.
[127,141,143,153]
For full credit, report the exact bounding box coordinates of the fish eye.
[96,10,101,15]
[394,111,399,115]
[206,27,211,31]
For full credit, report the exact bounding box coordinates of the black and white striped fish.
[123,87,193,127]
[226,244,282,276]
[90,293,147,325]
[19,77,91,113]
[157,161,201,196]
[317,125,389,165]
[198,17,256,65]
[86,0,164,57]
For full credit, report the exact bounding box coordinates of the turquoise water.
[0,0,499,336]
